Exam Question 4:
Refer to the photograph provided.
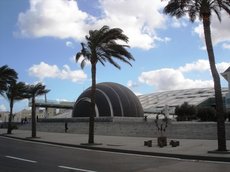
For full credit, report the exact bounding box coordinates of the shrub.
[196,107,216,121]
[11,124,18,130]
[175,102,196,121]
[226,112,230,122]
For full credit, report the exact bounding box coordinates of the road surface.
[0,136,229,172]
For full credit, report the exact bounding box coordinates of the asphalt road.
[0,136,230,172]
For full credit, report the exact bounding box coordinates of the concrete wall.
[18,117,230,140]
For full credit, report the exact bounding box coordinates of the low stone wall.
[19,117,230,140]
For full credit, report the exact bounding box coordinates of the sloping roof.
[221,66,230,81]
[30,87,229,115]
[138,87,229,113]
[223,67,230,73]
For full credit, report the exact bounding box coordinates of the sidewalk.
[0,129,230,162]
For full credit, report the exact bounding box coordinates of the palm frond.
[26,83,50,98]
[75,24,134,87]
[5,81,28,103]
[98,28,129,45]
[212,3,222,21]
[221,1,230,15]
[76,52,82,62]
[164,0,230,22]
[80,59,87,69]
[0,65,18,96]
[0,65,18,81]
[106,57,121,69]
[163,0,187,18]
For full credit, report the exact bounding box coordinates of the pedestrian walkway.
[0,129,230,162]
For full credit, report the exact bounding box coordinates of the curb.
[1,134,230,163]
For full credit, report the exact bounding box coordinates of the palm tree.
[26,83,49,138]
[163,0,230,151]
[0,65,18,96]
[5,81,28,134]
[76,25,134,144]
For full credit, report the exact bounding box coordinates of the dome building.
[72,82,144,117]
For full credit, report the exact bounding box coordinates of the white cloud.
[28,62,87,82]
[154,36,171,43]
[0,104,6,111]
[139,68,213,91]
[96,0,167,49]
[223,43,230,49]
[178,59,210,72]
[138,59,230,91]
[127,80,142,96]
[194,12,230,47]
[59,65,87,82]
[171,17,188,28]
[17,0,167,50]
[127,80,139,89]
[17,0,93,40]
[179,59,230,74]
[66,41,74,48]
[70,55,76,63]
[28,62,59,80]
[217,62,230,73]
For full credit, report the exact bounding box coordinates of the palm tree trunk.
[89,62,96,144]
[203,17,226,151]
[31,96,36,138]
[7,98,13,134]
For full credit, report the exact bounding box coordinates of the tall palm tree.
[5,81,28,134]
[0,65,18,96]
[76,25,134,144]
[26,83,50,138]
[163,0,230,151]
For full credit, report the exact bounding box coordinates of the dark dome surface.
[72,82,144,117]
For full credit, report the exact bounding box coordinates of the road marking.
[58,165,97,172]
[194,160,230,165]
[5,155,37,163]
[0,136,184,160]
[2,136,229,165]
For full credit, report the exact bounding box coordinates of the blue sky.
[0,0,230,112]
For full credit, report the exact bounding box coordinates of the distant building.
[221,67,230,112]
[28,99,73,118]
[28,87,230,118]
[25,67,230,118]
[0,111,9,122]
[28,87,229,118]
[72,82,144,117]
[139,87,229,114]
[0,110,23,123]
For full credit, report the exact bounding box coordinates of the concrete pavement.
[0,129,230,162]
